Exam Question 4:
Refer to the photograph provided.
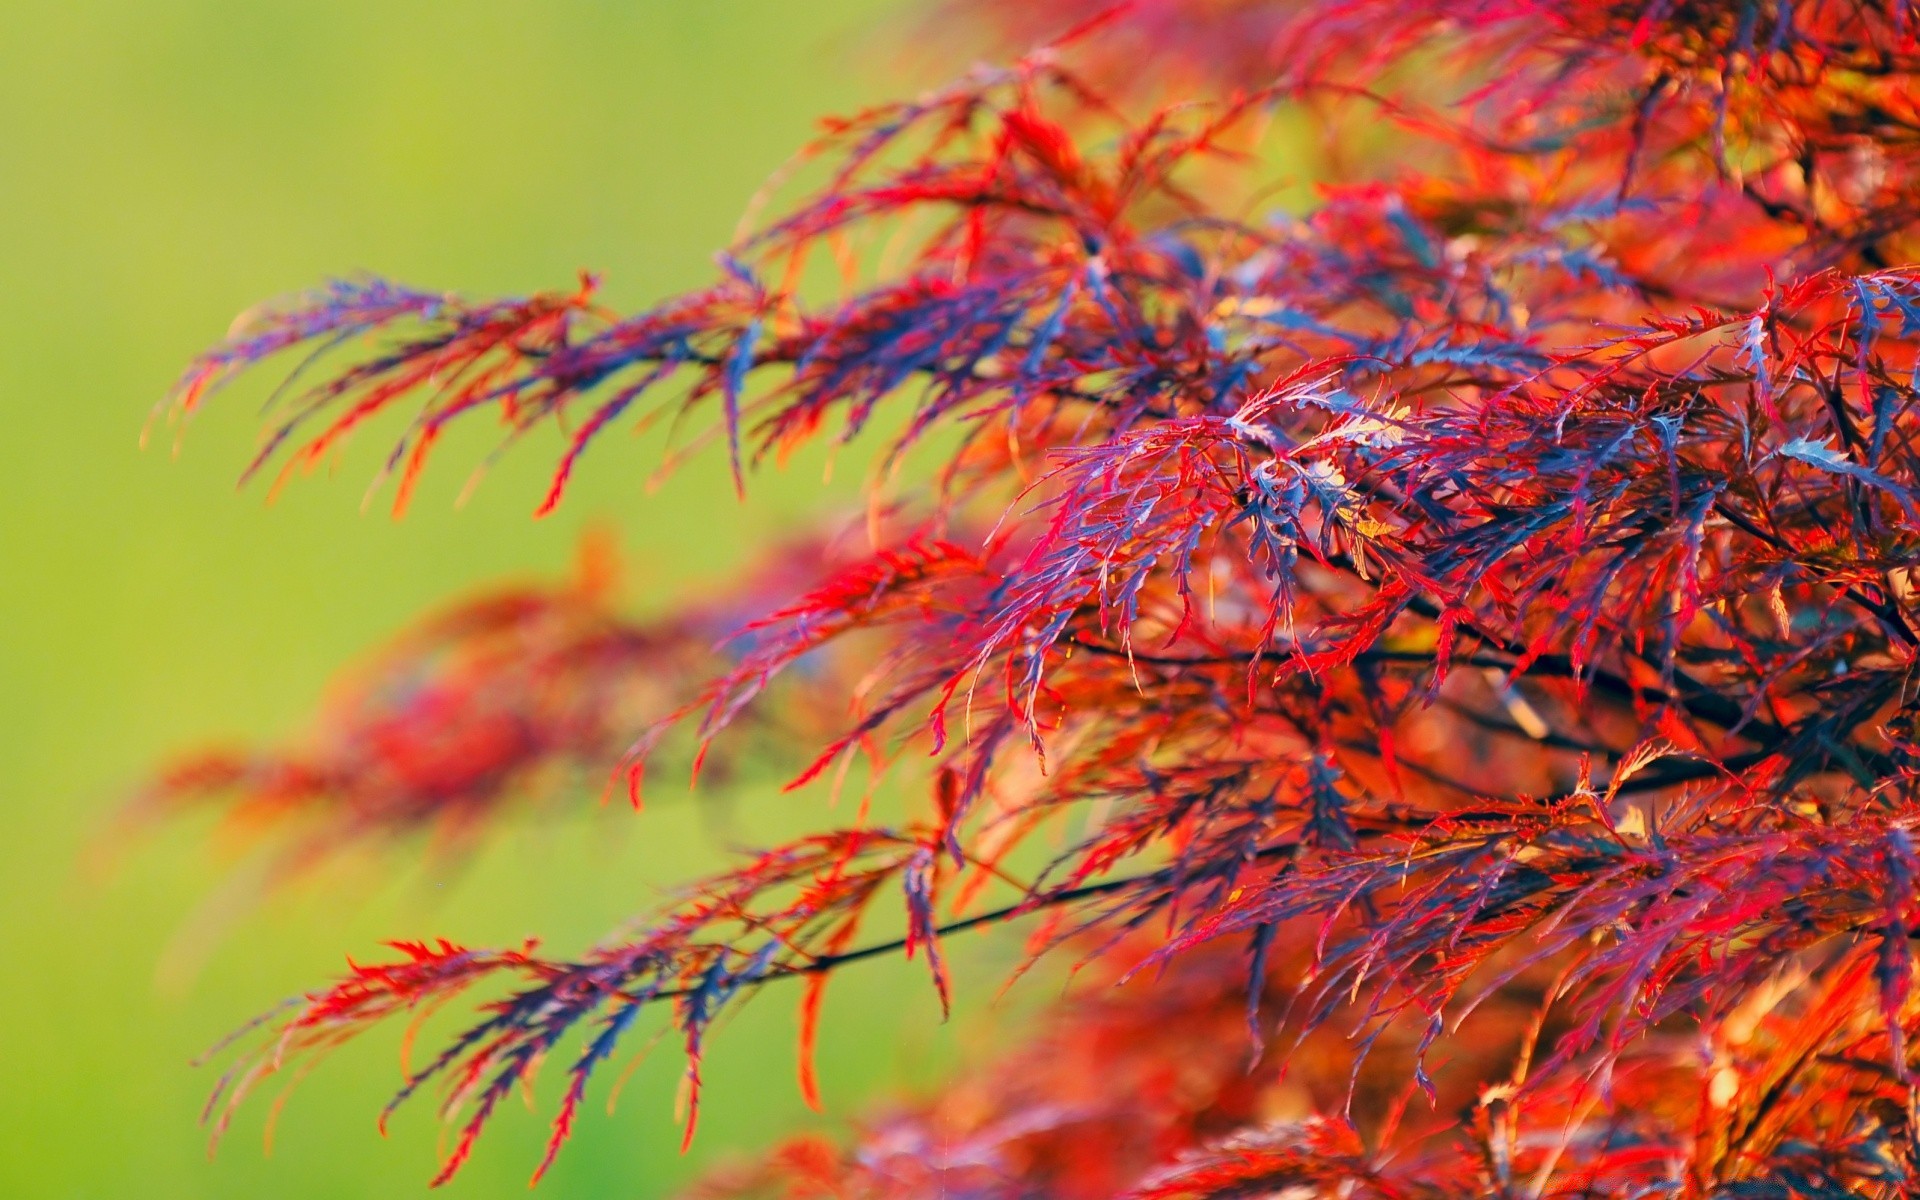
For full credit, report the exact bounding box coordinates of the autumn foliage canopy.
[148,0,1920,1194]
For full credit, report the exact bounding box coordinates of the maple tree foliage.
[148,0,1920,1194]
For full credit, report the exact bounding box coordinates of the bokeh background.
[0,3,1006,1195]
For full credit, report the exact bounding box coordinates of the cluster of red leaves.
[151,0,1920,1195]
[134,538,668,870]
[691,939,1681,1199]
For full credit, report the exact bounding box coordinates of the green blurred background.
[0,3,1007,1195]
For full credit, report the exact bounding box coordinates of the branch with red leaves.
[145,2,1920,1195]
